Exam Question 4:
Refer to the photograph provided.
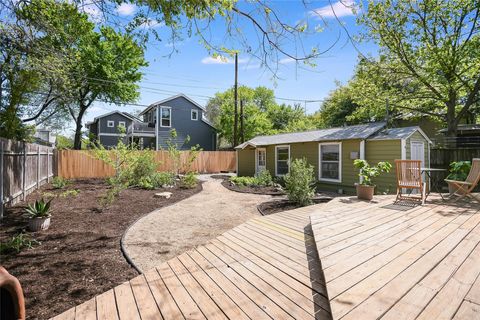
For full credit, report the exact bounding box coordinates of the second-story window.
[191,109,198,121]
[160,107,171,127]
[107,120,114,127]
[118,121,126,128]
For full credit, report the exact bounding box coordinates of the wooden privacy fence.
[0,138,55,218]
[57,150,236,179]
[430,147,480,191]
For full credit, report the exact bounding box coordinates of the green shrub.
[255,170,273,186]
[230,176,258,187]
[181,172,198,189]
[60,189,80,197]
[137,172,175,190]
[353,159,392,186]
[52,176,69,189]
[0,233,40,255]
[25,198,52,218]
[284,158,315,206]
[230,170,273,187]
[129,150,157,185]
[447,161,471,181]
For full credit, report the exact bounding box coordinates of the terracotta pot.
[0,266,25,320]
[448,183,465,195]
[356,184,375,201]
[28,217,51,232]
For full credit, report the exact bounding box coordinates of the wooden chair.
[445,158,480,203]
[395,160,425,204]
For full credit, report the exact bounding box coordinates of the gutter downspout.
[359,140,365,184]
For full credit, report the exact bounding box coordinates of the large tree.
[16,0,147,149]
[207,86,320,146]
[358,0,480,136]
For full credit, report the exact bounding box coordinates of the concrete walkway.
[122,176,274,272]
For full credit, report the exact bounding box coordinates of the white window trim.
[191,109,199,121]
[118,121,126,128]
[318,142,342,183]
[160,106,172,128]
[107,120,114,128]
[255,148,267,175]
[275,145,290,176]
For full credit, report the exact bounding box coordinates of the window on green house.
[276,145,290,176]
[319,142,342,182]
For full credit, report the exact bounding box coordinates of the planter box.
[28,217,51,232]
[356,184,375,201]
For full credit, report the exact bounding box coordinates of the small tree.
[353,160,392,186]
[284,158,315,206]
[165,129,202,175]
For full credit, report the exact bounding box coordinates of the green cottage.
[235,122,432,195]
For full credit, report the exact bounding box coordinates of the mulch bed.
[0,179,201,320]
[221,180,285,196]
[258,197,333,215]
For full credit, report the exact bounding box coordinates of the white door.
[411,141,425,192]
[410,141,425,167]
[256,148,266,174]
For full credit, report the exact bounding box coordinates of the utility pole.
[240,100,245,143]
[233,52,238,148]
[385,98,390,127]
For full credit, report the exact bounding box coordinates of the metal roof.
[368,126,432,143]
[235,122,386,149]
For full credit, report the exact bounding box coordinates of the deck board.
[52,195,480,320]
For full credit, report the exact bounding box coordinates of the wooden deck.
[51,196,480,320]
[311,196,480,319]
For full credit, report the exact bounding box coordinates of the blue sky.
[83,0,377,131]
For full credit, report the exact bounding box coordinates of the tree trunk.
[73,106,87,150]
[445,98,458,137]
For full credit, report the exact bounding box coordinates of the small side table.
[421,167,447,200]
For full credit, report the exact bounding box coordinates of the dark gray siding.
[88,122,99,140]
[99,113,133,134]
[155,96,216,151]
[94,112,133,148]
[99,135,127,148]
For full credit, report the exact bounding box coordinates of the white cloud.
[138,19,164,29]
[116,3,136,16]
[279,57,296,64]
[201,56,248,65]
[80,3,102,22]
[310,0,357,19]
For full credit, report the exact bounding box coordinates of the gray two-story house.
[86,94,217,150]
[86,111,155,148]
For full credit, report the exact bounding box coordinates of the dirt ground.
[0,179,201,320]
[123,177,273,272]
[258,197,333,215]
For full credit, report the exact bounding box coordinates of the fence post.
[47,148,50,182]
[22,142,27,201]
[0,139,4,219]
[37,145,40,188]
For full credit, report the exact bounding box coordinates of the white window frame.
[118,121,126,128]
[275,145,290,176]
[107,120,114,128]
[160,106,172,128]
[191,109,199,121]
[318,142,342,183]
[255,148,267,174]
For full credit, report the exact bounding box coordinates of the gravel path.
[122,176,274,272]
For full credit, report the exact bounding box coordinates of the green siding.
[236,138,408,195]
[365,140,401,194]
[237,149,255,177]
[406,131,430,167]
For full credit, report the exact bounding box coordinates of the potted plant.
[446,161,471,194]
[353,160,392,200]
[25,198,52,231]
